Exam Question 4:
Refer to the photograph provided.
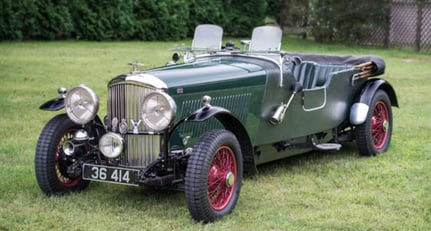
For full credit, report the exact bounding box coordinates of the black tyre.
[355,90,393,156]
[35,114,90,195]
[185,129,243,223]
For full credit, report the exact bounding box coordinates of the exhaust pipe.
[270,83,303,125]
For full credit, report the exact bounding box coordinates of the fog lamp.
[99,133,124,158]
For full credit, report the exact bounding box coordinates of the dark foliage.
[309,0,390,43]
[133,0,189,41]
[265,0,391,44]
[225,0,267,37]
[70,0,136,40]
[187,0,230,37]
[0,0,267,41]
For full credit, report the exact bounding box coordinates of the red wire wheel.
[35,114,89,195]
[207,146,237,211]
[371,101,390,149]
[185,129,243,223]
[356,90,393,156]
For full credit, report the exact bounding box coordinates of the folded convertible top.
[285,52,385,77]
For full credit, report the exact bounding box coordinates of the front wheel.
[35,114,90,195]
[185,129,243,223]
[355,90,393,156]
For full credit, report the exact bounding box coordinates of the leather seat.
[292,62,349,89]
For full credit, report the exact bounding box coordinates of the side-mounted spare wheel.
[185,129,243,223]
[355,90,393,156]
[35,114,90,195]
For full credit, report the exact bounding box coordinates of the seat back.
[293,62,351,89]
[192,24,223,50]
[249,26,282,51]
[313,64,349,87]
[292,62,316,89]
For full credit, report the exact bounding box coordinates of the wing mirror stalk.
[270,83,303,125]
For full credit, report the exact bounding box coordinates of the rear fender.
[350,79,398,125]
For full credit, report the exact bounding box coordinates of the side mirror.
[224,41,235,50]
[172,53,180,63]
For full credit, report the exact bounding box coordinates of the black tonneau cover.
[285,52,385,77]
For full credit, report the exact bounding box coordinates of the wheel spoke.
[371,101,389,149]
[207,146,237,211]
[208,168,225,195]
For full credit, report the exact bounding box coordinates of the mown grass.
[0,37,430,230]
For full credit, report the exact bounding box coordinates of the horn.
[62,140,75,156]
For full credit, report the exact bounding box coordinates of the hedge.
[0,0,268,41]
[0,0,392,43]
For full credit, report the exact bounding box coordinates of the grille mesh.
[107,82,160,167]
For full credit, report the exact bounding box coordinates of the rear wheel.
[355,90,393,156]
[35,114,90,195]
[185,129,243,223]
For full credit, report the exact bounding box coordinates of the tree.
[309,0,390,43]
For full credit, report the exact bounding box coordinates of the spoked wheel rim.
[55,128,81,188]
[371,101,390,149]
[207,146,237,211]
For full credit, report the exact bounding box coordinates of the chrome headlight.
[141,91,176,131]
[99,133,124,158]
[65,84,99,125]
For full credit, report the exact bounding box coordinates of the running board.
[314,143,342,151]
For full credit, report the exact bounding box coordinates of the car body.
[35,24,398,222]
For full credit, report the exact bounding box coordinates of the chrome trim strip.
[125,73,167,89]
[302,88,327,112]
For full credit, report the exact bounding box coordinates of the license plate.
[83,164,140,186]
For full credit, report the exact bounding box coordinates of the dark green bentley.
[35,25,398,222]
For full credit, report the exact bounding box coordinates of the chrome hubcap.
[225,171,235,187]
[382,119,389,132]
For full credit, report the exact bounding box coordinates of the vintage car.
[35,24,398,222]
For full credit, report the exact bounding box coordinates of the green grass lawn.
[0,37,430,230]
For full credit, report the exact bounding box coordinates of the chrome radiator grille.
[122,134,161,167]
[108,82,160,168]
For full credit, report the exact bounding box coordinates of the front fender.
[350,79,398,125]
[169,105,232,139]
[171,105,257,174]
[186,106,231,122]
[39,97,64,111]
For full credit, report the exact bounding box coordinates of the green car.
[35,24,398,222]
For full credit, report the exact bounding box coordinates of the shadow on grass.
[252,142,360,177]
[62,142,363,222]
[78,183,190,221]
